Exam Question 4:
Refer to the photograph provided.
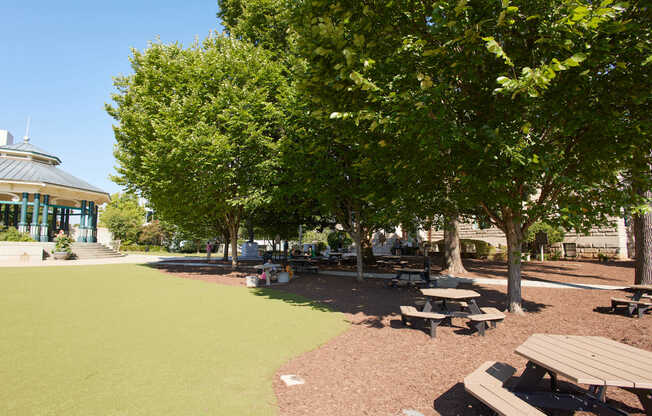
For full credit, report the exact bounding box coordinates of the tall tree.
[107,35,291,266]
[289,0,651,312]
[99,192,145,243]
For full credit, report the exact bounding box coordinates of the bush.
[525,222,565,245]
[0,228,34,242]
[54,232,73,253]
[327,230,351,251]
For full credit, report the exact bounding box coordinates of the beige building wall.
[417,217,629,259]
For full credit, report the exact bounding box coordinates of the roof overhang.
[0,180,110,205]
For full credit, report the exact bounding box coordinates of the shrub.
[54,232,73,253]
[0,228,35,242]
[525,222,565,245]
[327,230,351,251]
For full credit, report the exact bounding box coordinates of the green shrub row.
[0,228,35,242]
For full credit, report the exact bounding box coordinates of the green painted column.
[40,195,50,242]
[18,193,29,232]
[30,193,41,240]
[78,200,87,242]
[88,201,96,242]
[13,204,19,228]
[51,206,57,233]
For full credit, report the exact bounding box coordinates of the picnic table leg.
[515,361,549,391]
[632,291,643,301]
[467,299,482,315]
[423,300,433,313]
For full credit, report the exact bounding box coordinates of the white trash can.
[245,275,258,288]
[277,272,289,283]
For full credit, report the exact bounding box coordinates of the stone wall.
[420,218,629,259]
[0,242,55,263]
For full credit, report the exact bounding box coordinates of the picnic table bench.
[611,284,652,318]
[399,305,446,338]
[464,361,546,416]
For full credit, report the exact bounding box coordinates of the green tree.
[99,193,145,243]
[289,0,651,311]
[138,220,174,246]
[106,35,291,266]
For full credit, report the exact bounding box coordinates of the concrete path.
[1,257,628,291]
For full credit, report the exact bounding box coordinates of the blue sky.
[0,1,223,195]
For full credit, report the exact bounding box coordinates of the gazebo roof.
[0,157,106,195]
[0,141,61,164]
[0,139,109,202]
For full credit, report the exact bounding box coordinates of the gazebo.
[0,133,110,243]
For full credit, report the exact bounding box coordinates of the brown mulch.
[155,261,650,416]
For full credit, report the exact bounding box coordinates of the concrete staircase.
[71,243,123,259]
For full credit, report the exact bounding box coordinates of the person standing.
[206,241,212,260]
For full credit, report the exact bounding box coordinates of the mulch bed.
[156,261,650,416]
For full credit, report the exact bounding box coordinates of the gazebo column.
[40,195,50,242]
[88,201,96,242]
[30,193,41,240]
[78,200,87,242]
[64,209,70,234]
[51,206,57,233]
[18,192,29,233]
[13,204,19,228]
[2,204,8,227]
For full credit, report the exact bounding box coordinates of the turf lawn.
[0,264,348,415]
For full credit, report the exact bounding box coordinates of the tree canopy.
[106,34,292,265]
[98,193,145,243]
[288,0,652,310]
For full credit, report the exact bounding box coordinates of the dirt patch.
[160,261,650,416]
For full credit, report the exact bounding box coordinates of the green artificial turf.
[0,264,348,415]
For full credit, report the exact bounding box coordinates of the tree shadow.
[242,275,549,330]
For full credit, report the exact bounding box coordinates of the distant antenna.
[23,116,31,142]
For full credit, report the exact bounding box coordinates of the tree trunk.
[361,235,375,265]
[504,219,524,314]
[443,215,468,275]
[222,231,229,261]
[634,189,652,285]
[351,228,364,282]
[229,223,239,268]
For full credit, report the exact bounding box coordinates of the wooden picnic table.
[420,288,481,314]
[630,284,652,297]
[612,284,652,318]
[393,267,428,283]
[514,334,652,414]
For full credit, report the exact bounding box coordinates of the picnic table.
[611,284,652,318]
[254,263,281,286]
[289,258,319,273]
[514,334,652,414]
[420,288,481,315]
[393,267,429,283]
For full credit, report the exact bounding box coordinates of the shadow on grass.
[244,275,549,330]
[147,263,550,330]
[249,287,335,314]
